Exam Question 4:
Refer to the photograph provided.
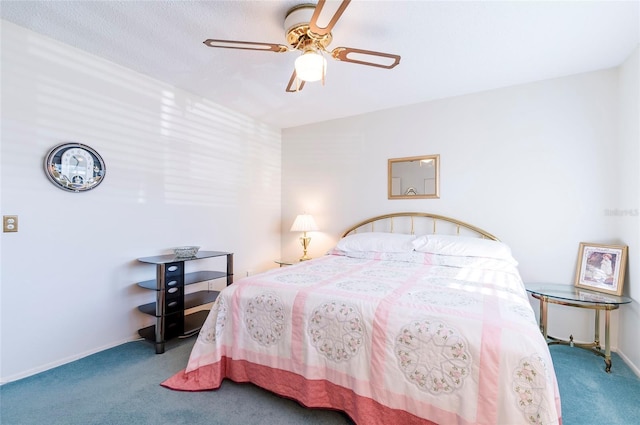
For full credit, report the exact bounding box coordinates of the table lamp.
[290,214,318,261]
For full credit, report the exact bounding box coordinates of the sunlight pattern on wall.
[3,22,280,208]
[0,21,283,383]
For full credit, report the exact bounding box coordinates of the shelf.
[136,251,233,353]
[137,290,220,316]
[138,251,232,264]
[138,310,210,341]
[137,270,228,290]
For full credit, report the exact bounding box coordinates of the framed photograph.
[574,242,628,296]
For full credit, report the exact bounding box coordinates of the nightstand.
[526,283,631,372]
[274,259,298,267]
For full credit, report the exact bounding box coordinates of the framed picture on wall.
[574,242,628,296]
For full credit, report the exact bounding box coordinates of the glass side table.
[526,283,632,372]
[274,259,297,267]
[274,258,310,267]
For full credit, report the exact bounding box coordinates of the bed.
[162,212,562,425]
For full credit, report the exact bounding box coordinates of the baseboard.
[0,336,135,385]
[616,348,640,378]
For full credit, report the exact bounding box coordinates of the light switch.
[3,215,18,232]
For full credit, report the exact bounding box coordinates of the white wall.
[616,46,640,371]
[2,19,637,383]
[0,21,282,383]
[282,63,639,372]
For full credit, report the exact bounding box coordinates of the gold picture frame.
[388,155,440,199]
[574,242,628,296]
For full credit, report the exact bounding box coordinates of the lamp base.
[299,234,312,262]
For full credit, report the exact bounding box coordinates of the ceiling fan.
[203,0,401,92]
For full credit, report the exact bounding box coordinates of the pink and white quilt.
[163,250,562,425]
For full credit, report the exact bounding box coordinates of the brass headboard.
[341,212,499,241]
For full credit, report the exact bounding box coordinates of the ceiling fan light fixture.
[203,0,401,92]
[294,49,326,82]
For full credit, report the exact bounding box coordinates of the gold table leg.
[594,309,601,351]
[540,296,548,339]
[604,309,612,373]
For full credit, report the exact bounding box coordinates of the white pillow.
[412,234,516,262]
[336,232,416,253]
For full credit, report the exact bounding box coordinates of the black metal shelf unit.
[136,251,233,353]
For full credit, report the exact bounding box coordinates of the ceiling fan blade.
[331,47,401,69]
[309,0,351,37]
[203,39,288,53]
[286,70,306,93]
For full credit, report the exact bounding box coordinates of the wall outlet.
[3,215,18,232]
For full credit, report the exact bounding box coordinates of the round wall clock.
[44,143,106,192]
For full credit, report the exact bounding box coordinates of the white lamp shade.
[294,51,326,82]
[290,214,319,232]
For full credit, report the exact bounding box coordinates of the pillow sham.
[336,232,416,253]
[411,234,517,263]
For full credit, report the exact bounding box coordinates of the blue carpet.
[0,338,352,425]
[1,338,639,424]
[549,344,640,425]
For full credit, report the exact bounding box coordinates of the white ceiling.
[1,1,638,129]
